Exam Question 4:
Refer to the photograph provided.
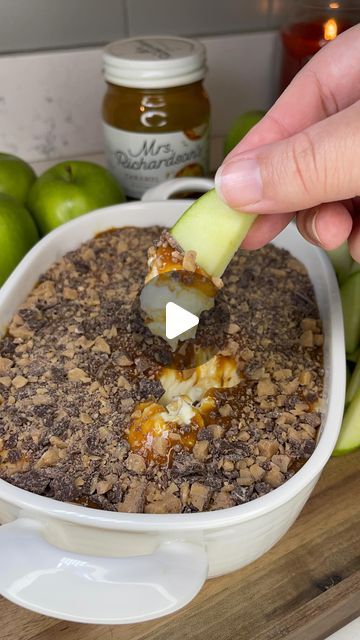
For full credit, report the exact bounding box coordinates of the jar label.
[103,123,210,198]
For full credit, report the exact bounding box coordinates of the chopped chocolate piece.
[50,475,80,502]
[137,378,163,401]
[231,484,254,504]
[301,412,322,427]
[255,482,273,497]
[213,439,252,460]
[8,469,50,494]
[172,454,205,478]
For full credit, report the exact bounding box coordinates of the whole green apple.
[28,160,125,235]
[224,110,266,157]
[0,194,39,286]
[0,152,36,204]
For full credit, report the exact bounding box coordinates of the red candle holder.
[280,0,360,91]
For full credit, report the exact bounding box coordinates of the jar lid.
[103,36,207,88]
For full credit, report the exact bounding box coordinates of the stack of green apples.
[0,153,124,286]
[0,153,39,285]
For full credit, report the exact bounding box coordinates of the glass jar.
[102,37,210,199]
[279,0,360,91]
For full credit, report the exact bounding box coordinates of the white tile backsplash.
[205,32,277,137]
[0,32,278,170]
[0,0,281,54]
[0,49,104,162]
[126,0,271,37]
[0,0,127,53]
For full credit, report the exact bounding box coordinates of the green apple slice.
[350,259,360,276]
[171,189,257,277]
[347,348,360,364]
[346,356,360,406]
[340,271,360,355]
[346,362,351,387]
[333,387,360,455]
[327,242,353,284]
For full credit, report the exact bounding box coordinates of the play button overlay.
[129,269,231,370]
[166,302,199,340]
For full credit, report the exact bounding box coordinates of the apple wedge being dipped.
[171,188,257,278]
[140,189,257,347]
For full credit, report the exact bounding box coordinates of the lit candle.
[323,17,338,41]
[280,1,358,91]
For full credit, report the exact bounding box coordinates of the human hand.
[215,24,360,261]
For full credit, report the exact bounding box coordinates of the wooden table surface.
[2,450,360,640]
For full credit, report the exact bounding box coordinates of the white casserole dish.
[0,177,345,624]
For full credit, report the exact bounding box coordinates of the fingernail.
[215,158,263,208]
[304,209,321,245]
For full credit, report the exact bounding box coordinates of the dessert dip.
[0,226,324,513]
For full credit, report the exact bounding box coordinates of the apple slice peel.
[171,189,257,278]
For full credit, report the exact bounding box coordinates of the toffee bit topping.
[0,226,323,513]
[145,230,223,290]
[182,250,197,272]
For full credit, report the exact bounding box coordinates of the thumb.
[215,100,360,214]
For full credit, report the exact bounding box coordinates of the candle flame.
[324,18,338,41]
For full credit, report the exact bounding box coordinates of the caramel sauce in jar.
[102,37,210,199]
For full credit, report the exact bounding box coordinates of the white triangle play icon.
[166,302,199,340]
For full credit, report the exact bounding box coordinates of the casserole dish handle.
[0,518,208,624]
[141,177,214,202]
